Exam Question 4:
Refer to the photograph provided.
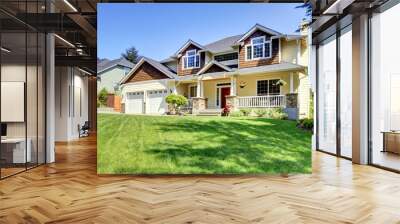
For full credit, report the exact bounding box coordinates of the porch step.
[197,109,222,116]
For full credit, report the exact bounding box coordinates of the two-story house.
[119,24,310,119]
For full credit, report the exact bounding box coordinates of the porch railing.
[180,98,193,111]
[238,95,286,108]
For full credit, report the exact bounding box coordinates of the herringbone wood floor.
[1,135,400,224]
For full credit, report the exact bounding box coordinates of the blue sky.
[98,4,306,61]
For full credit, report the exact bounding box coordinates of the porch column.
[196,79,203,97]
[289,73,294,93]
[172,81,177,94]
[192,79,206,114]
[230,75,237,96]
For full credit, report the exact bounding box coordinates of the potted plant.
[275,79,287,87]
[165,94,188,115]
[222,104,231,116]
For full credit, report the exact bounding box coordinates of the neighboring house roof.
[120,57,177,84]
[173,39,205,56]
[236,23,283,43]
[196,60,233,75]
[97,57,135,74]
[204,35,243,54]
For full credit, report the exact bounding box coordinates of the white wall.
[55,66,89,141]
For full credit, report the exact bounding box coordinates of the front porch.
[175,71,303,118]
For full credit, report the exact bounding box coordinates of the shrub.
[253,108,288,119]
[98,88,108,107]
[297,118,314,131]
[267,108,288,120]
[229,111,242,117]
[239,108,252,116]
[254,109,268,117]
[165,94,188,114]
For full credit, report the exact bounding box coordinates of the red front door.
[220,87,231,108]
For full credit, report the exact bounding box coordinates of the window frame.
[245,36,272,61]
[182,49,201,70]
[188,84,198,98]
[256,79,281,96]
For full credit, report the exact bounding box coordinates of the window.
[183,49,200,69]
[189,85,197,98]
[257,79,280,96]
[214,53,238,62]
[245,36,272,61]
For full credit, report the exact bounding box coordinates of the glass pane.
[371,4,400,171]
[27,31,38,169]
[246,46,252,60]
[264,43,271,58]
[318,35,337,154]
[257,80,268,96]
[268,79,280,95]
[340,26,352,158]
[187,50,196,56]
[1,31,27,178]
[38,33,45,164]
[253,44,263,58]
[187,56,195,67]
[252,37,264,45]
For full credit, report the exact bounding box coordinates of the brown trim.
[123,61,170,84]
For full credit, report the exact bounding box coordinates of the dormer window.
[183,49,200,69]
[245,36,272,61]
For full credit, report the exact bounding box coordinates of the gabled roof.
[204,35,242,53]
[120,57,177,84]
[174,39,205,57]
[196,60,232,75]
[160,57,176,63]
[97,57,135,74]
[236,24,282,43]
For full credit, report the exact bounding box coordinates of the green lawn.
[98,114,311,174]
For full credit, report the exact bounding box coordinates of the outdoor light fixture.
[1,47,11,53]
[63,0,78,12]
[54,34,75,48]
[239,81,247,88]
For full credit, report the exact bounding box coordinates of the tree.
[98,88,109,107]
[122,46,140,64]
[295,1,312,32]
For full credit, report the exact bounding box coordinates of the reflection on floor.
[0,167,25,178]
[0,162,42,179]
[0,135,400,223]
[373,151,400,170]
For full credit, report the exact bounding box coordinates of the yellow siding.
[203,78,230,109]
[298,71,311,118]
[176,83,190,98]
[281,39,298,64]
[237,72,291,96]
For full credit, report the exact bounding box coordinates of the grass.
[98,114,312,174]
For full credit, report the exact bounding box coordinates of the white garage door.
[125,92,144,114]
[147,89,168,114]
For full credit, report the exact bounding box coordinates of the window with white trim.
[182,49,200,69]
[245,36,272,61]
[189,85,197,98]
[257,79,280,96]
